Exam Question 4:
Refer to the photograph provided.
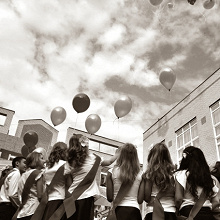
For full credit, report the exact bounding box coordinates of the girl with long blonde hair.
[106,143,144,220]
[144,143,176,220]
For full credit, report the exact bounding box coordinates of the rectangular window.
[0,113,7,126]
[210,100,220,159]
[176,118,199,163]
[100,172,107,187]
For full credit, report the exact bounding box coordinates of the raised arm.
[101,148,120,167]
[106,171,114,202]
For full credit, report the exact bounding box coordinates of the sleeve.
[64,162,72,175]
[7,171,20,197]
[175,170,187,189]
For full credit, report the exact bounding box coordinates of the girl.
[33,142,68,220]
[175,146,219,220]
[16,152,45,220]
[144,143,176,220]
[49,134,119,220]
[106,143,144,220]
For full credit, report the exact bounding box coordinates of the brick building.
[143,67,220,170]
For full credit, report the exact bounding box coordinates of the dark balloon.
[21,145,29,157]
[23,131,38,148]
[72,93,90,113]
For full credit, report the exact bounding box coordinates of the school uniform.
[175,170,218,220]
[42,160,66,220]
[65,153,101,220]
[17,169,44,220]
[145,176,176,220]
[0,168,20,220]
[111,167,143,220]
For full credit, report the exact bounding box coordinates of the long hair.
[178,146,214,198]
[144,143,174,191]
[67,134,89,168]
[47,142,67,168]
[115,143,140,184]
[211,161,220,183]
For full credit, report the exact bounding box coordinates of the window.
[210,100,220,158]
[100,172,107,187]
[8,154,16,161]
[176,118,199,162]
[0,113,7,126]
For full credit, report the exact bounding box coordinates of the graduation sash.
[12,169,41,220]
[152,177,175,220]
[31,164,65,220]
[49,154,101,220]
[106,181,133,220]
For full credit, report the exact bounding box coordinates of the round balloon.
[23,131,38,148]
[114,96,132,119]
[167,2,174,8]
[149,0,163,6]
[159,67,176,91]
[203,0,215,9]
[85,114,101,134]
[50,106,66,126]
[33,147,47,160]
[72,93,90,113]
[21,145,29,157]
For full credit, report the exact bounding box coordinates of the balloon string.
[75,113,78,129]
[113,117,119,141]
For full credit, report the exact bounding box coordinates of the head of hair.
[178,146,214,198]
[115,143,140,184]
[144,143,174,191]
[12,156,26,168]
[211,161,220,183]
[1,166,13,178]
[67,134,89,168]
[47,142,68,168]
[26,152,44,169]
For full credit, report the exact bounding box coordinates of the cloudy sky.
[0,0,220,162]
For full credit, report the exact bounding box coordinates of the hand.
[186,216,194,220]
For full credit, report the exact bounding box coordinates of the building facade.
[143,68,220,169]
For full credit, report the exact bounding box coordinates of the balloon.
[85,114,101,134]
[203,0,215,9]
[21,145,29,157]
[21,145,36,157]
[50,106,66,126]
[72,93,90,113]
[33,147,47,160]
[167,2,174,8]
[114,96,132,118]
[159,67,176,91]
[149,0,163,6]
[23,131,38,148]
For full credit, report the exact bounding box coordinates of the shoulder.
[175,170,188,187]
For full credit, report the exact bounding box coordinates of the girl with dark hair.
[175,146,219,220]
[106,143,144,220]
[144,143,176,220]
[50,134,119,220]
[37,142,68,220]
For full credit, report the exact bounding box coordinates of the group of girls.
[106,143,220,220]
[13,135,220,220]
[13,134,118,220]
